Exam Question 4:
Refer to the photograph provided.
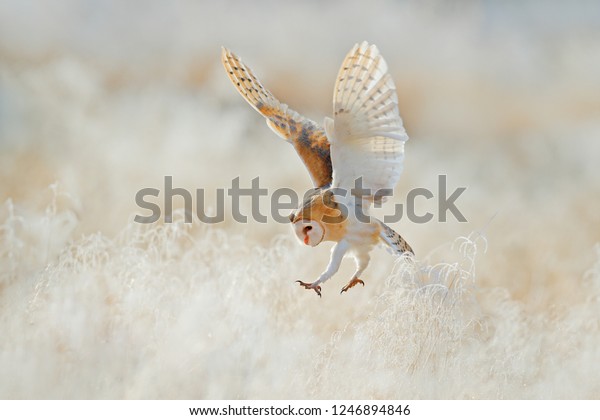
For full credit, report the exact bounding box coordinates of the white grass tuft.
[1,200,599,398]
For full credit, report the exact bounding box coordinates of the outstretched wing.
[325,42,408,202]
[221,47,332,188]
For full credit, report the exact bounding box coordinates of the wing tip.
[221,46,236,69]
[221,46,230,59]
[357,40,379,55]
[221,46,244,68]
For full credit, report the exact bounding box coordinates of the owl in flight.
[222,42,413,296]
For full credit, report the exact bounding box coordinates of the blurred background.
[1,0,599,398]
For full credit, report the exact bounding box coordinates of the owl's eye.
[302,225,313,235]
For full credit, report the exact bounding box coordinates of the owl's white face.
[292,219,325,247]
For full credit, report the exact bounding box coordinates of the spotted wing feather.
[221,47,332,188]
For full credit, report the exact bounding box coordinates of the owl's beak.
[302,225,313,245]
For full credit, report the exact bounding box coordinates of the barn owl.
[221,42,413,296]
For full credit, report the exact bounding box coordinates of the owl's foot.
[340,277,365,294]
[296,280,322,297]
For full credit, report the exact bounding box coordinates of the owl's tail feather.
[375,218,414,256]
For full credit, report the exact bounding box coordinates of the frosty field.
[1,1,599,399]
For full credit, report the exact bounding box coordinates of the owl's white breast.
[343,214,379,255]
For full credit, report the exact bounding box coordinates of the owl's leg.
[297,240,349,297]
[340,253,370,294]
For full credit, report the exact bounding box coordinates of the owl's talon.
[340,278,365,294]
[296,280,322,297]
